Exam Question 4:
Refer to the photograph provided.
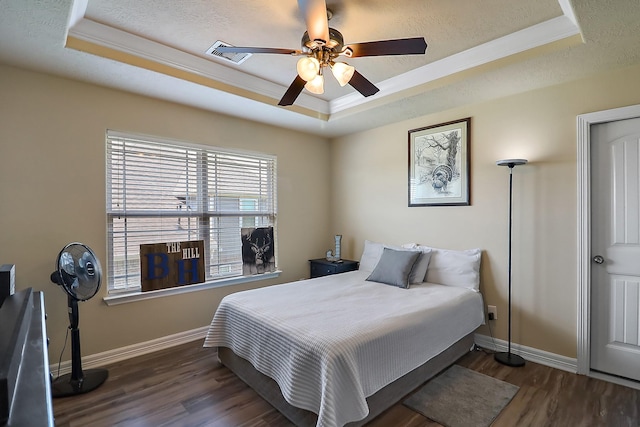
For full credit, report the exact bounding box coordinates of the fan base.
[494,352,526,367]
[52,368,109,398]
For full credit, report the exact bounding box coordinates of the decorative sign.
[140,240,205,292]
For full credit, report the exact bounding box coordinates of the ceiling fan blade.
[216,46,300,55]
[298,0,330,44]
[346,37,427,57]
[348,71,380,97]
[278,76,307,106]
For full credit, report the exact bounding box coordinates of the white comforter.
[204,270,483,427]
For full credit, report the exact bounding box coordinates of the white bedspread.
[204,270,483,427]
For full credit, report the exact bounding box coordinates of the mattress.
[204,270,484,427]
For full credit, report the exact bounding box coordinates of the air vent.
[205,41,251,65]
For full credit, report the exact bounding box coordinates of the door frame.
[577,103,640,377]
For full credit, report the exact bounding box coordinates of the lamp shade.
[331,62,355,86]
[496,159,528,167]
[304,74,324,94]
[297,57,320,81]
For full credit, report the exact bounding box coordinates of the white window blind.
[106,131,277,294]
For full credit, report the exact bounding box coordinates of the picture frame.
[408,117,471,206]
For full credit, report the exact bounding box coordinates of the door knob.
[593,255,604,264]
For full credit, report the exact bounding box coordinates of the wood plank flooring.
[53,340,640,426]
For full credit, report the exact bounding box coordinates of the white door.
[591,117,640,382]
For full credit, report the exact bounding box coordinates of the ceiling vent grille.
[205,41,251,65]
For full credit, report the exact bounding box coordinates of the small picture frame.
[241,226,276,275]
[408,117,471,206]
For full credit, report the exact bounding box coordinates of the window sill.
[102,271,281,306]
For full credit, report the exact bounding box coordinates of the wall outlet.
[487,305,497,320]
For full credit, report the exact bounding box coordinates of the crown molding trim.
[64,3,581,121]
[330,15,581,114]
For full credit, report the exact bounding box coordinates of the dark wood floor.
[53,339,640,427]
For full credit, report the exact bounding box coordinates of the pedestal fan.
[50,242,108,397]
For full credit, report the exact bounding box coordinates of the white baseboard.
[474,333,578,373]
[50,328,637,392]
[50,328,578,378]
[50,326,209,377]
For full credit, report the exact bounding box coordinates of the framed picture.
[408,117,471,206]
[241,226,276,275]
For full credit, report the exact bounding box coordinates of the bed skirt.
[217,332,475,427]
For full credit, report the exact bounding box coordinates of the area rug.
[403,364,519,427]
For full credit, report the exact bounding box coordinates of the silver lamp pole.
[494,158,527,367]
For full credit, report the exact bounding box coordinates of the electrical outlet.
[487,305,497,320]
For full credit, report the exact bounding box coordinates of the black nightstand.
[309,258,359,278]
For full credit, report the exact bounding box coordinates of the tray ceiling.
[1,0,639,136]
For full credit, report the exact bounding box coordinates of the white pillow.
[359,240,386,273]
[359,240,432,285]
[421,246,482,291]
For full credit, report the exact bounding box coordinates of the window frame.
[105,130,278,301]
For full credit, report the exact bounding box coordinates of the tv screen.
[0,287,33,424]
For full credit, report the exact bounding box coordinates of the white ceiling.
[1,0,639,137]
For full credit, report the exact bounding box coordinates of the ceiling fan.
[216,0,428,106]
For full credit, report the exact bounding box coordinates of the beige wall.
[331,63,640,358]
[3,60,640,363]
[0,64,332,360]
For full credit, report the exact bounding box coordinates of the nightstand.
[309,258,359,278]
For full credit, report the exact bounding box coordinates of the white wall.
[4,60,640,361]
[330,63,640,358]
[0,64,332,360]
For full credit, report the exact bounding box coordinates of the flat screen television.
[0,287,33,424]
[0,264,16,307]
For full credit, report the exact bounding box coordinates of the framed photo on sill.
[408,117,471,206]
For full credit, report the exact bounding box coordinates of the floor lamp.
[494,158,527,367]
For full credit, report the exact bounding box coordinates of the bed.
[204,241,484,427]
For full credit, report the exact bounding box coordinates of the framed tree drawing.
[408,117,471,206]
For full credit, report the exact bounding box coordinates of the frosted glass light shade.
[331,62,355,86]
[297,57,320,81]
[304,74,324,94]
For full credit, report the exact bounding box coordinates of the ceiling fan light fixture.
[305,74,324,94]
[297,56,320,81]
[221,1,427,106]
[331,62,355,86]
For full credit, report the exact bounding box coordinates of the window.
[106,131,277,294]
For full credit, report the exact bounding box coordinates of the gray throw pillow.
[366,248,421,289]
